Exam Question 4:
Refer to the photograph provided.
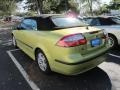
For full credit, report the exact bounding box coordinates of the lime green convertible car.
[12,15,110,75]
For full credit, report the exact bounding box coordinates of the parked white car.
[81,16,120,48]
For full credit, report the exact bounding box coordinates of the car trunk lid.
[52,26,106,55]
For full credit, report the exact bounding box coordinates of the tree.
[53,0,78,13]
[26,0,46,14]
[0,0,23,16]
[92,4,110,15]
[26,0,78,14]
[108,0,120,10]
[78,0,100,16]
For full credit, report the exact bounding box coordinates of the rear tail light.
[57,33,87,47]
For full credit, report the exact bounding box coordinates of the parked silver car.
[80,16,120,48]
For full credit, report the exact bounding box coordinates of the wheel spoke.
[109,37,114,47]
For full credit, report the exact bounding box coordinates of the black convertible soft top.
[24,14,64,20]
[24,14,64,30]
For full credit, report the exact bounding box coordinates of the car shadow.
[106,47,120,65]
[29,63,112,90]
[106,55,120,65]
[12,50,112,90]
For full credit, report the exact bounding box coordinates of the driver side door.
[14,19,37,58]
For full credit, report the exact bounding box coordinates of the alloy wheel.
[37,52,47,72]
[109,37,114,48]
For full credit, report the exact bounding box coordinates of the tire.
[36,50,51,74]
[12,36,18,48]
[108,34,118,49]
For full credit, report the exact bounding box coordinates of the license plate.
[91,38,101,47]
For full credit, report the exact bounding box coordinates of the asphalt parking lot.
[0,28,120,90]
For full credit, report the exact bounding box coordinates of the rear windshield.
[51,17,86,28]
[37,17,87,30]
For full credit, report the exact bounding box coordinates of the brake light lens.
[57,33,87,47]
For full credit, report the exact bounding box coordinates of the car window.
[83,18,100,26]
[30,19,37,30]
[20,19,37,30]
[99,18,118,25]
[51,17,86,28]
[83,18,93,25]
[37,17,87,30]
[90,18,100,26]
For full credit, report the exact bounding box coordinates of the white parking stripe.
[108,53,120,59]
[7,50,40,90]
[8,49,20,52]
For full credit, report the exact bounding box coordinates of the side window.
[99,18,117,25]
[20,19,37,30]
[83,18,93,25]
[90,19,100,26]
[21,19,31,30]
[30,19,37,30]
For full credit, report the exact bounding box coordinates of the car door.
[15,19,37,58]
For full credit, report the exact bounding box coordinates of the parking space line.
[8,49,20,52]
[7,50,40,90]
[108,53,120,59]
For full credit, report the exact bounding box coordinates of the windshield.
[83,18,97,25]
[83,17,119,26]
[51,17,87,28]
[99,17,118,25]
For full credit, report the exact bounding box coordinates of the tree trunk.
[65,0,68,12]
[36,0,43,14]
[88,0,93,16]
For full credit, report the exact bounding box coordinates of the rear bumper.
[53,50,108,75]
[55,50,108,65]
